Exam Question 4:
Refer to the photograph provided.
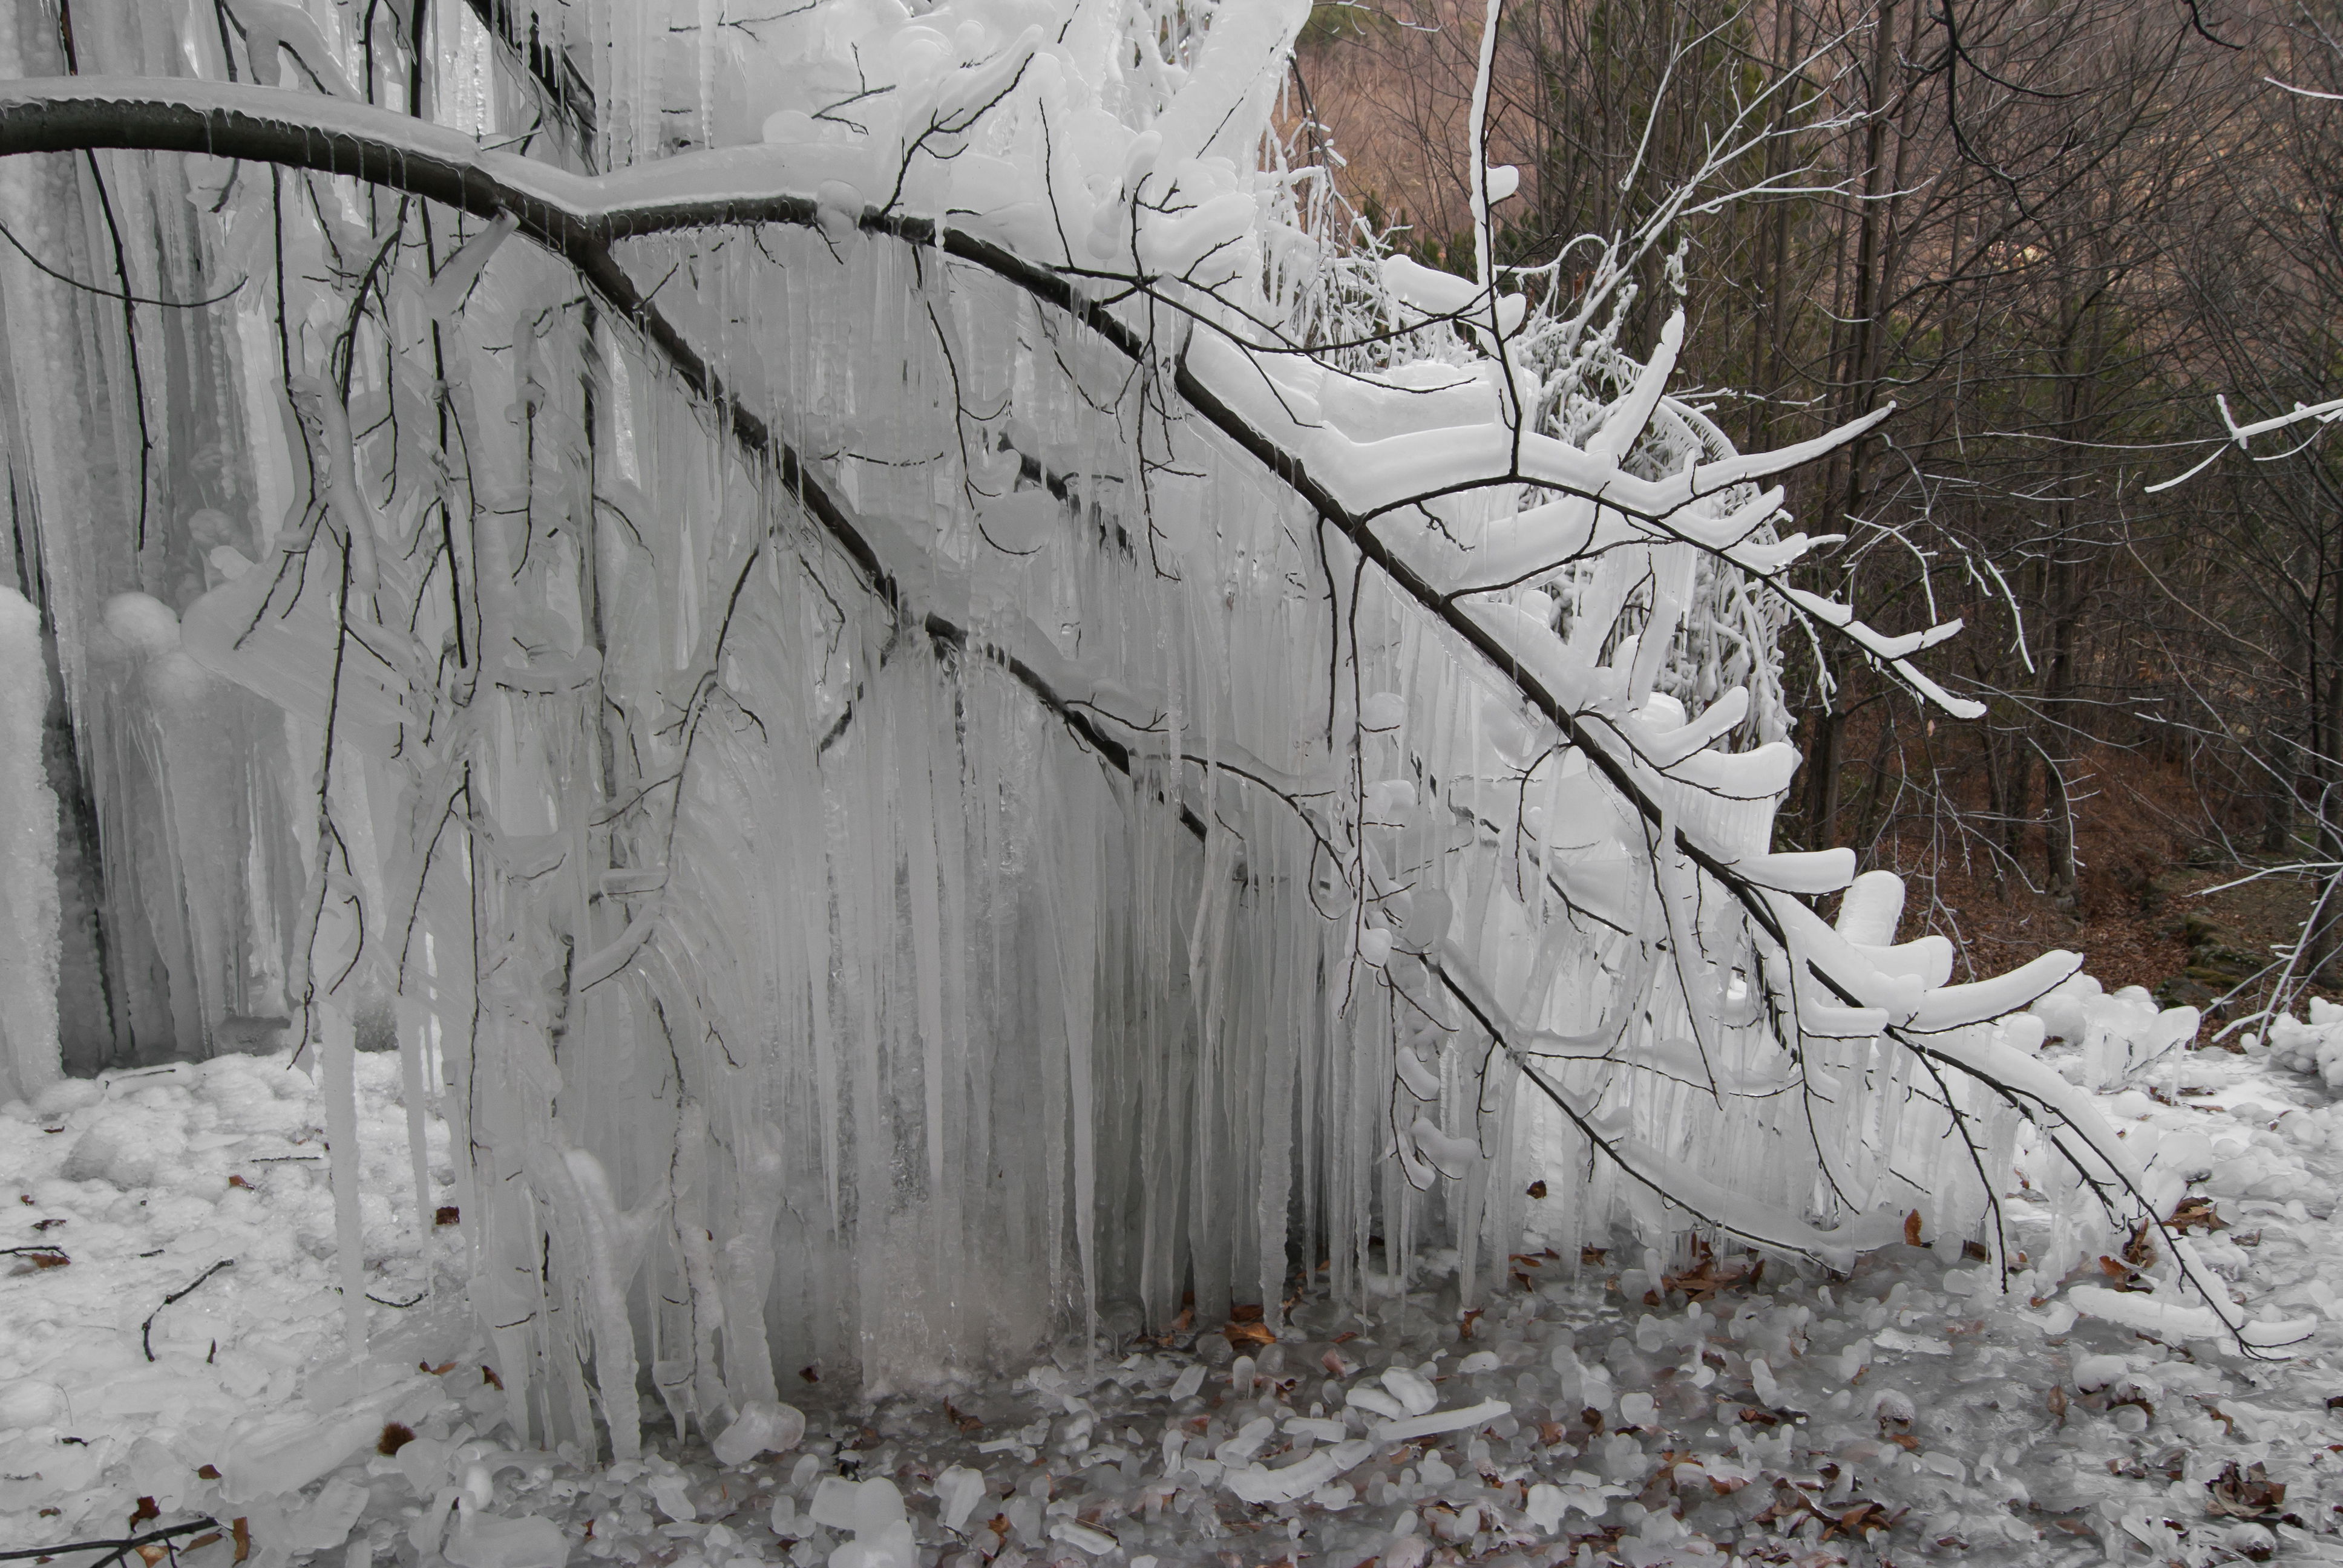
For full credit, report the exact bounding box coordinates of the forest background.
[1289,0,2343,1018]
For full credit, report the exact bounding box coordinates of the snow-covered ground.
[11,1034,2343,1568]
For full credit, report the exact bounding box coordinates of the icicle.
[0,586,56,1103]
[319,1004,369,1359]
[396,995,436,1250]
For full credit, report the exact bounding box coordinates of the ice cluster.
[0,0,2285,1500]
[2264,997,2343,1088]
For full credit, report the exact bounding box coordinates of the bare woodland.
[1299,0,2343,1008]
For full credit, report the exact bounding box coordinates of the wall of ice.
[0,0,2236,1459]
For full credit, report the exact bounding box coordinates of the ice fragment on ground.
[1380,1365,1438,1416]
[849,1478,905,1535]
[2266,998,2343,1086]
[831,1519,915,1568]
[1167,1363,1204,1402]
[647,1468,696,1521]
[1225,1451,1339,1506]
[712,1399,806,1465]
[59,1116,160,1187]
[445,1507,569,1568]
[2073,1353,2127,1392]
[1368,1397,1510,1443]
[1049,1520,1117,1555]
[934,1466,985,1531]
[808,1475,863,1530]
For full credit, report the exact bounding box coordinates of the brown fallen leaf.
[2206,1460,2287,1519]
[2169,1196,2227,1233]
[226,1175,252,1189]
[1459,1308,1484,1340]
[1962,1239,1990,1262]
[480,1365,503,1390]
[1525,1180,1547,1199]
[231,1517,251,1564]
[137,1546,166,1565]
[195,1465,221,1480]
[1230,1303,1266,1323]
[378,1423,416,1456]
[1837,1501,1895,1538]
[799,1365,820,1383]
[1222,1319,1275,1347]
[185,1535,221,1554]
[433,1206,460,1226]
[1904,1211,1925,1247]
[420,1359,457,1376]
[1580,1246,1608,1266]
[1663,1240,1764,1303]
[130,1498,159,1524]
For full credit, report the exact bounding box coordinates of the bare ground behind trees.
[1291,0,2343,1028]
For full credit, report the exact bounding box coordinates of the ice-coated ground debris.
[7,1017,2343,1564]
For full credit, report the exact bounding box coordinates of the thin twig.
[142,1259,234,1362]
[0,1520,220,1567]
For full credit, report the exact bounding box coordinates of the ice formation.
[0,0,2276,1477]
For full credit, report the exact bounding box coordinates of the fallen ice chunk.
[1524,1483,1567,1534]
[1225,1451,1337,1506]
[851,1478,906,1535]
[831,1519,915,1568]
[647,1470,696,1521]
[1380,1366,1438,1416]
[1617,1392,1656,1428]
[2073,1354,2126,1393]
[1346,1384,1408,1421]
[444,1509,568,1568]
[809,1476,864,1530]
[221,1398,410,1503]
[0,1379,64,1426]
[936,1466,986,1532]
[712,1400,806,1466]
[1213,1414,1276,1465]
[284,1476,370,1552]
[1368,1398,1510,1444]
[61,1117,160,1187]
[1167,1364,1205,1402]
[396,1436,450,1494]
[1049,1520,1118,1556]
